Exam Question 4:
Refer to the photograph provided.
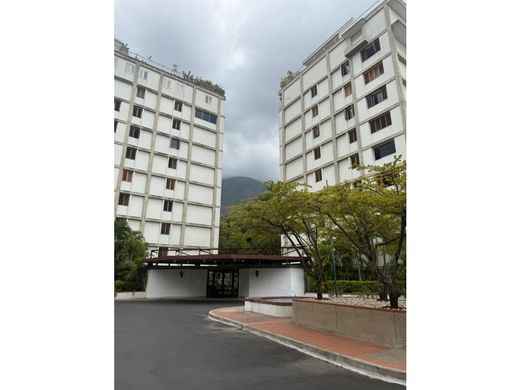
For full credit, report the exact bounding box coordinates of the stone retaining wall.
[292,299,406,348]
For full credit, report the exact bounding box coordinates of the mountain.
[220,177,265,215]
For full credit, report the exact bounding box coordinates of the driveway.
[115,300,404,389]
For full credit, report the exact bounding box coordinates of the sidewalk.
[208,306,405,385]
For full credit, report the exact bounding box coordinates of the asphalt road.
[115,300,404,390]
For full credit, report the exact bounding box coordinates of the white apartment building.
[279,0,406,191]
[114,39,224,254]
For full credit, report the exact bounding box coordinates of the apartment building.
[279,0,406,191]
[114,39,224,254]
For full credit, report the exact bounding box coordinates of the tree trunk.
[389,285,400,308]
[316,279,323,300]
[378,282,388,301]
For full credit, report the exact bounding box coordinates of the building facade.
[279,0,406,191]
[114,40,224,254]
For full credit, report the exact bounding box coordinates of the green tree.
[228,182,330,299]
[318,157,406,308]
[114,218,149,292]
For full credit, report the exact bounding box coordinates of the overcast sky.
[115,0,376,182]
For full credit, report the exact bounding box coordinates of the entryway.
[206,270,239,298]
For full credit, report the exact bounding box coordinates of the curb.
[208,310,406,386]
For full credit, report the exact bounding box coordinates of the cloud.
[115,0,375,181]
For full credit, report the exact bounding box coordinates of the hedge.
[317,280,406,296]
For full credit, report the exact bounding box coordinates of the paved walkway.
[209,306,405,384]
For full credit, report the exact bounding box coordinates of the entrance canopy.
[146,253,306,269]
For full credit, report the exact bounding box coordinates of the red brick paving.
[211,307,406,372]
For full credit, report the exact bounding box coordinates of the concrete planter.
[115,291,147,300]
[292,299,406,348]
[244,297,297,317]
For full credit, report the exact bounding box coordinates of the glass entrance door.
[207,270,239,297]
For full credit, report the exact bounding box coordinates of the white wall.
[246,268,304,297]
[146,269,208,298]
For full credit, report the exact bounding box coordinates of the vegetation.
[223,157,406,308]
[182,71,225,97]
[114,218,149,292]
[279,70,296,90]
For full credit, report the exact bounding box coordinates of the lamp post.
[331,238,338,297]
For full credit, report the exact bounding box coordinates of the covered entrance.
[206,270,239,298]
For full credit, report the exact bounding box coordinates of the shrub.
[115,280,131,292]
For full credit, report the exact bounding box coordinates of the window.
[348,129,357,143]
[122,169,133,182]
[170,137,180,150]
[398,54,406,65]
[158,247,168,257]
[205,95,212,104]
[172,119,181,130]
[136,86,145,98]
[132,106,142,118]
[168,157,178,169]
[310,85,318,98]
[350,153,360,168]
[312,125,320,138]
[195,109,217,124]
[138,68,148,80]
[402,79,407,87]
[369,111,392,133]
[125,147,136,160]
[114,99,121,111]
[166,178,176,190]
[314,147,321,160]
[364,62,384,84]
[163,200,173,212]
[125,63,135,74]
[160,223,171,235]
[366,85,388,108]
[360,38,381,62]
[341,60,349,76]
[373,139,396,160]
[114,120,118,132]
[311,105,319,117]
[118,193,130,206]
[343,83,352,97]
[129,125,140,139]
[163,79,171,90]
[314,169,322,182]
[345,105,355,120]
[114,57,118,70]
[174,101,183,111]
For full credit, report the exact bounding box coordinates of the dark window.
[312,125,320,138]
[172,119,181,130]
[345,105,355,120]
[350,153,360,167]
[166,178,176,190]
[341,60,350,76]
[343,83,352,97]
[136,86,146,98]
[174,101,183,111]
[114,120,118,132]
[402,79,407,87]
[366,85,388,108]
[310,85,317,98]
[195,109,217,124]
[114,99,121,111]
[129,125,140,139]
[348,129,357,143]
[168,157,178,169]
[163,200,173,212]
[125,147,137,160]
[122,169,133,182]
[161,223,171,235]
[364,62,384,84]
[132,106,142,118]
[315,169,322,182]
[118,193,130,206]
[361,38,381,62]
[158,247,168,257]
[312,105,319,117]
[314,147,321,160]
[398,54,407,65]
[373,139,396,160]
[170,137,180,149]
[369,111,392,133]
